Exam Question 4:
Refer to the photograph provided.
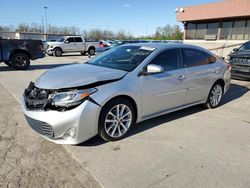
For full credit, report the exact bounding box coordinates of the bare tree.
[155,24,183,40]
[16,23,30,32]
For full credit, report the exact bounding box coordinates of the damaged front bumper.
[21,84,102,145]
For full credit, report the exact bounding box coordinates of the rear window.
[182,48,208,67]
[74,37,83,42]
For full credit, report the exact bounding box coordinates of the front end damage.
[22,82,101,144]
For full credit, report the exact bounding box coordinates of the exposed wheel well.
[10,49,31,60]
[103,95,138,123]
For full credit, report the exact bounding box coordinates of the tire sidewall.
[53,48,63,57]
[98,98,135,141]
[88,48,95,56]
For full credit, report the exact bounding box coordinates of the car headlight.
[51,88,97,107]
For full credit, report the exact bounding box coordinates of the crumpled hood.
[35,64,127,90]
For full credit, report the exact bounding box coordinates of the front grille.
[230,57,250,66]
[25,115,54,138]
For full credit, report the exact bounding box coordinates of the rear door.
[140,48,188,118]
[181,48,217,104]
[74,37,85,51]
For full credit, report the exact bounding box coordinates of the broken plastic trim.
[24,76,125,111]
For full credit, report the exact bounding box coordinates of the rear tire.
[205,82,223,109]
[10,53,30,70]
[88,48,95,56]
[98,98,135,141]
[53,48,63,57]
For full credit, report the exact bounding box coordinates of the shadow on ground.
[80,83,249,147]
[0,63,79,71]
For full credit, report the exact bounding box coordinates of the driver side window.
[150,48,182,71]
[65,37,74,43]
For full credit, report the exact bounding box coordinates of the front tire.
[53,48,63,57]
[98,98,135,141]
[10,53,30,70]
[205,83,223,109]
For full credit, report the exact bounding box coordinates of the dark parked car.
[228,41,250,80]
[0,38,45,70]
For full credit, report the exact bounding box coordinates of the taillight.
[226,63,232,71]
[221,58,232,71]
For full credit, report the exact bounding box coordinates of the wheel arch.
[9,49,31,60]
[88,46,96,51]
[213,79,225,93]
[101,95,138,123]
[53,46,63,52]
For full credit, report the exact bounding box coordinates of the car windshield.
[56,37,66,42]
[88,45,155,71]
[239,42,250,51]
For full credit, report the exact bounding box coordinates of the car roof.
[123,42,211,53]
[64,36,83,38]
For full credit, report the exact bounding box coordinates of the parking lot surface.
[0,54,250,188]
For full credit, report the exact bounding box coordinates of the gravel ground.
[0,83,101,188]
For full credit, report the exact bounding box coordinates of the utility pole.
[44,6,48,33]
[41,16,44,33]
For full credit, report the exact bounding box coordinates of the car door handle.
[210,70,216,74]
[178,75,186,81]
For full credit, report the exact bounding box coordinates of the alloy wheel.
[209,84,223,107]
[15,55,27,67]
[104,104,132,138]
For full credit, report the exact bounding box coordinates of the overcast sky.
[1,0,220,36]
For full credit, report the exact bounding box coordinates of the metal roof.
[176,0,250,22]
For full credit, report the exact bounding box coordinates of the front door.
[140,48,188,118]
[63,37,75,52]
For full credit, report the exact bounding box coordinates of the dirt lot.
[0,55,100,188]
[0,54,250,188]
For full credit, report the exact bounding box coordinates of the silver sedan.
[22,43,231,144]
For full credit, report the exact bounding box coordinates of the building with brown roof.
[176,0,250,41]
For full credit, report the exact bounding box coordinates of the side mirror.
[233,48,238,52]
[140,64,164,76]
[64,40,69,43]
